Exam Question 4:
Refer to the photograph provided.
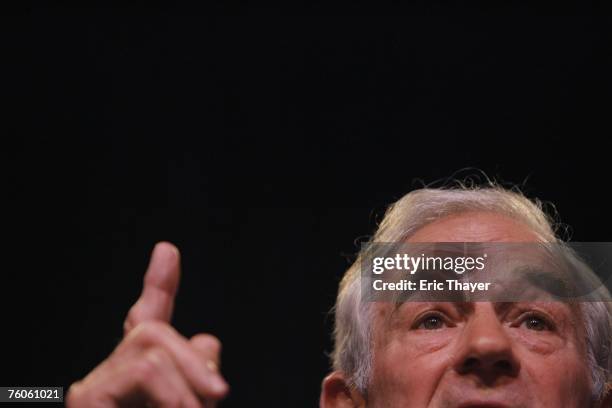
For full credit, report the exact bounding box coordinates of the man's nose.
[453,306,520,384]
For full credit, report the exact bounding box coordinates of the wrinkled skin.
[321,212,608,408]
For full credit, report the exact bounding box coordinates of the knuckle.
[138,320,161,337]
[65,381,85,407]
[130,320,168,344]
[134,360,157,384]
[134,348,168,382]
[125,305,143,327]
[122,319,133,334]
[191,333,222,353]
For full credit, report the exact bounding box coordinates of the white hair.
[331,185,612,403]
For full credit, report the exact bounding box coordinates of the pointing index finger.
[124,242,182,334]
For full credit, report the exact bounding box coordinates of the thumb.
[123,241,181,335]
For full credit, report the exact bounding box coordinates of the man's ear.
[320,371,366,408]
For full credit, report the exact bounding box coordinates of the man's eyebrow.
[387,261,578,307]
[507,265,574,300]
[493,302,515,315]
[391,283,465,304]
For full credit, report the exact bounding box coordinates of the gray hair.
[331,185,612,403]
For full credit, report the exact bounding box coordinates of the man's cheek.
[371,348,448,406]
[521,354,592,407]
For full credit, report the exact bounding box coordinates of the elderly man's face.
[365,212,592,408]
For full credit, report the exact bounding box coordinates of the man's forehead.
[407,211,541,243]
[364,242,586,303]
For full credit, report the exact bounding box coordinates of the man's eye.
[418,314,446,330]
[522,314,552,331]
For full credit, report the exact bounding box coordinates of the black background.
[6,8,612,407]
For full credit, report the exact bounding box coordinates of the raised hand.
[66,242,229,407]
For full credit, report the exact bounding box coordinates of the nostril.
[462,357,479,371]
[460,357,515,375]
[494,360,513,373]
